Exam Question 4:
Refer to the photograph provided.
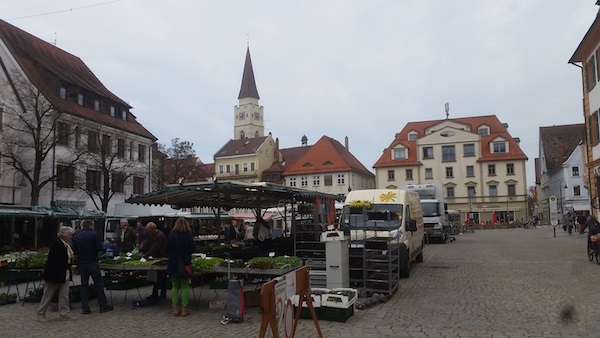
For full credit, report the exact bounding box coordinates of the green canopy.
[125,181,344,210]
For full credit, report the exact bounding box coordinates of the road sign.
[549,195,558,226]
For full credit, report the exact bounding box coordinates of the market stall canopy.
[232,212,275,222]
[0,205,47,218]
[125,181,344,210]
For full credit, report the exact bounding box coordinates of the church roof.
[237,47,260,100]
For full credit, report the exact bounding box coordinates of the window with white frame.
[387,170,395,181]
[425,168,433,179]
[393,148,406,160]
[574,185,581,196]
[489,185,497,196]
[406,169,413,180]
[289,177,296,187]
[572,166,580,177]
[226,165,230,173]
[301,177,308,187]
[77,93,84,106]
[408,132,418,141]
[445,167,453,178]
[488,164,496,176]
[463,143,475,157]
[447,186,454,197]
[442,145,455,162]
[507,163,515,175]
[219,165,224,174]
[466,165,474,177]
[243,163,248,172]
[493,142,506,153]
[250,162,255,171]
[337,174,345,184]
[422,147,433,159]
[60,86,67,99]
[467,186,476,197]
[507,184,516,196]
[94,99,100,112]
[479,127,489,136]
[110,106,116,117]
[313,176,320,186]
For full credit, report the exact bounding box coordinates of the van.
[340,189,424,278]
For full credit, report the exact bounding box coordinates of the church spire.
[238,47,260,100]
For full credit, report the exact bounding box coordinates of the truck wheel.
[399,254,410,278]
[415,248,423,263]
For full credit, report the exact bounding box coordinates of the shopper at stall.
[115,218,136,254]
[71,219,113,314]
[255,218,273,256]
[165,217,194,317]
[37,226,77,322]
[136,220,147,250]
[142,222,168,300]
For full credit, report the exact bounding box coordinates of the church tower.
[234,47,264,140]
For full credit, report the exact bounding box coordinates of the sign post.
[549,195,558,238]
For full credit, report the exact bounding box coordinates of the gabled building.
[569,1,600,218]
[538,124,589,221]
[0,19,156,214]
[373,115,528,224]
[283,135,375,195]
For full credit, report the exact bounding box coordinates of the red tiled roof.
[373,115,528,169]
[263,146,311,174]
[283,136,374,176]
[0,19,156,141]
[214,136,269,158]
[539,124,585,173]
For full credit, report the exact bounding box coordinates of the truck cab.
[340,189,424,278]
[403,183,448,243]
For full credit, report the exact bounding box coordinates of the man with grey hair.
[38,226,77,321]
[71,219,113,314]
[115,218,135,254]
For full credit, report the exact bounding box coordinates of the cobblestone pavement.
[2,225,599,337]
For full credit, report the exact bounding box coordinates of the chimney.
[345,136,349,150]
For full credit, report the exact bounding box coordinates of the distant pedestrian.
[566,212,574,235]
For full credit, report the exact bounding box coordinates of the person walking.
[37,226,78,322]
[71,219,113,315]
[165,218,195,317]
[566,212,575,235]
[141,222,168,300]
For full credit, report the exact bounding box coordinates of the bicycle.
[587,234,600,264]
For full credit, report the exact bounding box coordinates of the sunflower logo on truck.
[379,191,397,203]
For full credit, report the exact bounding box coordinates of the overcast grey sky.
[3,1,596,187]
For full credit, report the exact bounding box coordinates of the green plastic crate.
[320,305,354,322]
[293,306,320,320]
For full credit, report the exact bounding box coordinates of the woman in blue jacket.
[165,218,195,317]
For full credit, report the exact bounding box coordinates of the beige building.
[373,115,528,224]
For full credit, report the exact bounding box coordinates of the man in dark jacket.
[115,218,136,254]
[71,219,113,314]
[142,222,167,300]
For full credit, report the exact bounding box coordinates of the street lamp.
[558,179,567,217]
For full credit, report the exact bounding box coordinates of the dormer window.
[59,86,67,99]
[121,109,127,121]
[393,148,406,160]
[77,93,84,106]
[110,105,116,117]
[478,127,489,136]
[408,132,418,141]
[492,141,507,153]
[94,99,100,112]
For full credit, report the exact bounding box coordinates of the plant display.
[274,256,301,267]
[219,259,245,268]
[0,292,17,305]
[349,200,373,209]
[14,252,47,269]
[248,257,277,269]
[326,289,356,303]
[192,257,225,270]
[122,260,153,267]
[99,253,142,264]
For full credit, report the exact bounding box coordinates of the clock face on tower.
[253,112,260,120]
[238,112,245,119]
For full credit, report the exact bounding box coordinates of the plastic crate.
[291,294,322,308]
[293,306,320,319]
[322,288,358,308]
[320,305,354,322]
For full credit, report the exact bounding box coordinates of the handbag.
[176,233,192,278]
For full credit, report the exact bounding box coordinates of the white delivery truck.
[402,183,448,243]
[340,189,424,278]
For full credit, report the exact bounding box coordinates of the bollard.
[553,226,556,238]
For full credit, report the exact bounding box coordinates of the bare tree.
[0,71,83,205]
[161,138,207,184]
[75,125,146,212]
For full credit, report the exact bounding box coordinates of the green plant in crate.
[0,292,17,305]
[248,257,277,269]
[27,252,48,269]
[274,256,301,267]
[122,260,153,267]
[192,257,224,271]
[326,289,357,303]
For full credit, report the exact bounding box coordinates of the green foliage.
[192,257,224,270]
